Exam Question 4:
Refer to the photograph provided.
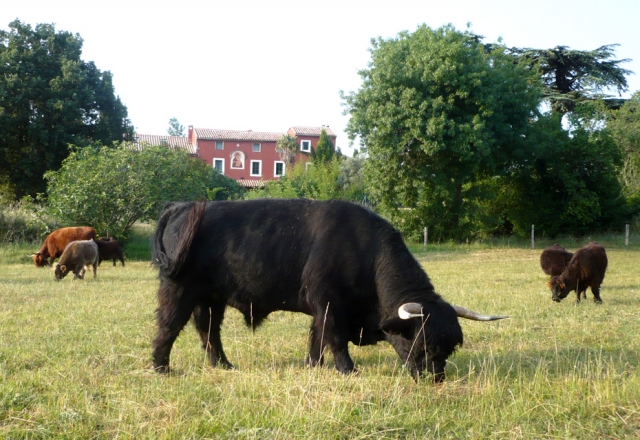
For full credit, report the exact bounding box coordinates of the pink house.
[134,125,336,188]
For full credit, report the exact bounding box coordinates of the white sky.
[3,0,639,155]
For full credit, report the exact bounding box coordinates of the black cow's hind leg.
[192,301,234,369]
[152,280,196,373]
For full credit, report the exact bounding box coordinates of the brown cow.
[540,244,573,277]
[53,239,99,280]
[32,227,97,267]
[96,237,125,267]
[547,242,608,304]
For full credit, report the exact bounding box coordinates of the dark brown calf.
[540,244,573,276]
[96,237,125,267]
[547,242,608,304]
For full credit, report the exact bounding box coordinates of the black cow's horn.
[452,305,509,321]
[398,302,424,320]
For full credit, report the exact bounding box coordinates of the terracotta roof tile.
[289,126,336,137]
[195,128,284,142]
[129,134,197,155]
[236,179,266,188]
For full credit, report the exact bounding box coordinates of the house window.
[274,161,285,177]
[305,162,312,171]
[250,160,262,177]
[300,140,311,152]
[215,141,224,150]
[213,158,224,174]
[252,143,261,152]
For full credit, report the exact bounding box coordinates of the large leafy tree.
[0,20,133,199]
[509,45,632,116]
[608,92,640,210]
[44,144,243,238]
[342,24,542,240]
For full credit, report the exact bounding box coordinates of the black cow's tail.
[153,200,207,279]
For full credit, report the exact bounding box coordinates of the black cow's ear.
[380,317,414,339]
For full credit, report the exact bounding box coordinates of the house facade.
[134,125,336,187]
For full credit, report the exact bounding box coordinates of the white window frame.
[250,160,262,177]
[213,158,225,174]
[305,161,312,171]
[274,161,285,177]
[252,142,261,152]
[215,141,224,150]
[300,140,311,152]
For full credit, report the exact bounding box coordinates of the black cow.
[151,199,507,382]
[547,242,608,303]
[540,244,573,277]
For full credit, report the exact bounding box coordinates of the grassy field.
[1,233,639,439]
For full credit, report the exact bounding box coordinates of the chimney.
[188,125,194,143]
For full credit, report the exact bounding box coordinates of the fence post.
[423,226,428,251]
[531,225,535,249]
[626,224,630,246]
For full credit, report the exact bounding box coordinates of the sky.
[3,0,639,155]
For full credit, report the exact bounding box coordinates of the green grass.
[1,236,639,438]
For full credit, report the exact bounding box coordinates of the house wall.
[198,139,287,180]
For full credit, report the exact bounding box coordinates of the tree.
[608,91,640,211]
[167,117,185,136]
[0,20,133,199]
[44,144,243,238]
[342,24,542,240]
[276,134,298,164]
[310,128,335,164]
[509,45,632,116]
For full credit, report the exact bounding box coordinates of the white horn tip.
[398,303,424,320]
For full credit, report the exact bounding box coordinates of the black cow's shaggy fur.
[540,244,573,276]
[151,199,471,382]
[547,242,608,303]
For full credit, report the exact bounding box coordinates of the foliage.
[608,91,640,213]
[276,134,298,165]
[342,24,542,241]
[337,155,370,204]
[245,158,342,201]
[489,105,627,237]
[167,117,185,137]
[310,128,335,164]
[508,44,632,116]
[0,197,56,242]
[44,144,243,238]
[0,20,133,199]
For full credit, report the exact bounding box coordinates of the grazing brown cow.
[547,242,608,304]
[53,239,99,280]
[96,237,125,267]
[32,226,97,267]
[540,244,573,276]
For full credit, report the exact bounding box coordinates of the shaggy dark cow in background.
[53,239,99,280]
[151,199,507,382]
[32,226,97,267]
[97,237,125,267]
[540,244,573,276]
[547,242,608,303]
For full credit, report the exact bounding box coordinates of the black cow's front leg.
[306,306,355,374]
[591,285,603,303]
[192,302,234,369]
[152,280,196,373]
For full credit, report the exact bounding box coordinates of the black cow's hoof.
[153,364,170,374]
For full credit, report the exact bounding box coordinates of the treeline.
[1,21,639,242]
